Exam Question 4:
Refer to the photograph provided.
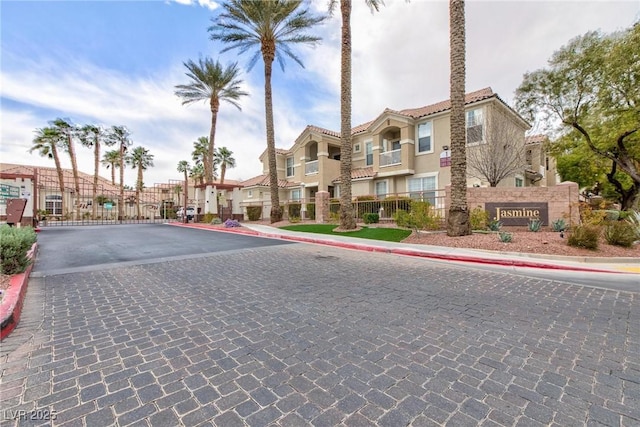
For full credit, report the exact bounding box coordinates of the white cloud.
[167,0,219,11]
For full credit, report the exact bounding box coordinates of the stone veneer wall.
[445,182,580,225]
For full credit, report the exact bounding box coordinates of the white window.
[286,157,294,177]
[45,195,62,215]
[417,122,433,153]
[365,141,373,166]
[354,143,361,153]
[408,175,437,205]
[248,190,253,198]
[291,189,301,201]
[466,108,484,145]
[375,181,387,198]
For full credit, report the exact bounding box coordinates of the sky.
[1,0,638,187]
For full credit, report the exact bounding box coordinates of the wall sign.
[485,202,549,226]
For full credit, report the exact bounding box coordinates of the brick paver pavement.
[1,243,638,426]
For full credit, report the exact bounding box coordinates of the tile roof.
[241,174,297,189]
[398,87,495,119]
[525,134,548,145]
[332,167,376,183]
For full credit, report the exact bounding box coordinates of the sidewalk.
[172,222,640,275]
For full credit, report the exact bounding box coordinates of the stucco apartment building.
[240,88,558,213]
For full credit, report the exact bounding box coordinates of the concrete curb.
[168,223,627,274]
[0,243,38,341]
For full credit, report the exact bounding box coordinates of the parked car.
[176,206,195,221]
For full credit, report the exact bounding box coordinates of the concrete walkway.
[174,222,640,276]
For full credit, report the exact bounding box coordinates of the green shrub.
[488,219,502,231]
[394,210,412,228]
[246,206,262,221]
[599,210,620,221]
[363,213,379,224]
[305,203,316,220]
[289,216,301,223]
[528,218,542,232]
[329,199,340,215]
[604,221,637,248]
[211,217,222,224]
[567,225,600,250]
[551,218,567,232]
[202,213,217,224]
[288,203,301,219]
[1,225,37,275]
[393,201,441,231]
[470,206,489,230]
[498,232,513,243]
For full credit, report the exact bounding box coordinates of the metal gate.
[35,168,183,227]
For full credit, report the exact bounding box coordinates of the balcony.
[305,160,318,175]
[379,149,401,167]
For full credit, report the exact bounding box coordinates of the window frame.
[466,108,484,146]
[286,156,294,177]
[365,141,373,166]
[407,173,438,206]
[416,121,434,154]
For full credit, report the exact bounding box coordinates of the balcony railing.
[379,149,401,167]
[305,160,318,175]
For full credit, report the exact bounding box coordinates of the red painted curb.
[0,243,38,341]
[171,223,624,273]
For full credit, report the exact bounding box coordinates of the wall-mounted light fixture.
[442,145,449,151]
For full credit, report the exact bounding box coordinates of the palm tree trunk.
[52,144,66,219]
[110,163,116,185]
[447,0,471,236]
[67,135,81,220]
[136,166,143,219]
[183,172,188,223]
[220,164,226,185]
[339,0,356,230]
[208,99,219,184]
[263,50,282,223]
[119,146,125,221]
[92,140,99,219]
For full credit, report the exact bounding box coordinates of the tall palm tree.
[191,136,209,169]
[102,149,121,185]
[447,0,471,236]
[175,58,248,183]
[105,126,132,221]
[177,160,190,223]
[30,127,66,217]
[51,118,81,219]
[209,0,325,223]
[214,146,236,184]
[127,146,154,219]
[79,125,115,219]
[329,0,382,230]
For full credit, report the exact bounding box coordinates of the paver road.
[1,227,638,426]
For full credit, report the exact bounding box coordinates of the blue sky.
[1,0,638,187]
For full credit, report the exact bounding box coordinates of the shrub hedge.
[1,225,37,275]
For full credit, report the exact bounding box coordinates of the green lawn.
[280,224,411,242]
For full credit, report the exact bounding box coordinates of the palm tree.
[79,125,115,219]
[105,126,132,221]
[209,0,325,223]
[191,136,209,169]
[177,160,190,223]
[329,0,382,230]
[127,146,154,219]
[189,163,206,186]
[30,127,66,217]
[175,58,248,183]
[51,118,81,219]
[102,149,121,185]
[214,146,236,184]
[447,0,471,236]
